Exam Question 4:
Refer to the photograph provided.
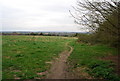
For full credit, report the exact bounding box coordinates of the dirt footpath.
[46,43,74,79]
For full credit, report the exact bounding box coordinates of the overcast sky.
[0,0,87,32]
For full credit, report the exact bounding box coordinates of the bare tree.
[70,0,120,47]
[70,0,119,33]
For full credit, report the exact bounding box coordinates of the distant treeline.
[1,32,78,37]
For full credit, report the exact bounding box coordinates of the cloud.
[1,0,85,32]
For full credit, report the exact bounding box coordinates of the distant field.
[2,35,76,79]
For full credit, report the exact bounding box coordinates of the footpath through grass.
[68,41,119,81]
[2,35,75,79]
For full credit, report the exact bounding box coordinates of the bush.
[77,33,99,45]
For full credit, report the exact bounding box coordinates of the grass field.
[2,35,119,80]
[2,35,75,79]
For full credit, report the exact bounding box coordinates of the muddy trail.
[46,43,74,79]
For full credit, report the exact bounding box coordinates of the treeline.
[2,32,78,37]
[71,0,119,48]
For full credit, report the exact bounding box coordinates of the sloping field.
[2,35,119,80]
[2,35,76,79]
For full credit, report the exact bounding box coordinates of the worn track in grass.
[46,43,73,79]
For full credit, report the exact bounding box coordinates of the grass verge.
[68,41,119,80]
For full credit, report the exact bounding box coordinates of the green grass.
[0,35,2,81]
[68,41,119,80]
[3,35,119,80]
[2,35,75,79]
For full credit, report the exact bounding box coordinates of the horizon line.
[1,30,88,33]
